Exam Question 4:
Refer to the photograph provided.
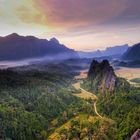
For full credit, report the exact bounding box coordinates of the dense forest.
[0,64,93,140]
[97,88,140,140]
[0,61,140,140]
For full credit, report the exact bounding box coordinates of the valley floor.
[115,67,140,86]
[77,67,140,86]
[73,80,103,118]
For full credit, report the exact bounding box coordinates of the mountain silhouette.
[78,44,129,58]
[122,43,140,61]
[0,33,79,61]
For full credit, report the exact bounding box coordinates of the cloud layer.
[35,0,140,29]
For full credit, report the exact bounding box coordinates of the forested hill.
[0,63,87,139]
[82,59,140,140]
[0,33,79,61]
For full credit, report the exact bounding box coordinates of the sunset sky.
[0,0,140,51]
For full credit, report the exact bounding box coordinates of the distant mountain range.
[0,33,79,61]
[1,33,140,64]
[112,42,140,67]
[122,43,140,61]
[78,44,129,58]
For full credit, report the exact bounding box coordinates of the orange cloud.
[15,5,45,24]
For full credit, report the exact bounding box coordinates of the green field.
[130,78,140,83]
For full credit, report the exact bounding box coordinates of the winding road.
[73,72,103,118]
[93,101,103,118]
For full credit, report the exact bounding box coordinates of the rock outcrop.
[87,60,116,94]
[130,129,140,140]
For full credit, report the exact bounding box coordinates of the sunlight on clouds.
[0,0,50,36]
[52,25,140,51]
[14,1,47,25]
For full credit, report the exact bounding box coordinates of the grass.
[72,82,97,100]
[48,113,115,140]
[130,78,140,84]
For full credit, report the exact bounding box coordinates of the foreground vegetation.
[97,89,140,140]
[49,114,117,140]
[130,78,140,84]
[0,64,94,140]
[0,63,140,140]
[82,75,140,139]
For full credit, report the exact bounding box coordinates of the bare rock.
[130,129,140,140]
[87,60,116,94]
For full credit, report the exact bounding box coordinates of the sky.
[0,0,140,51]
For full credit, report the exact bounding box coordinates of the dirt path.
[93,101,102,118]
[73,73,103,118]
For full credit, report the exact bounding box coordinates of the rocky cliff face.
[87,60,116,94]
[130,129,140,140]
